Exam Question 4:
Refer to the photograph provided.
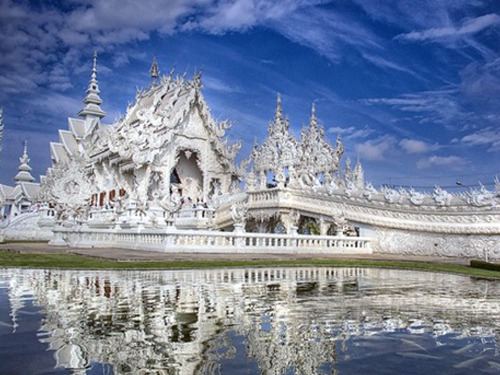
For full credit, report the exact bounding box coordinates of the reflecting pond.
[1,267,500,374]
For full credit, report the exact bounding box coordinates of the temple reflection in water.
[2,268,500,374]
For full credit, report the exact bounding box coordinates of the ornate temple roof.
[99,66,241,171]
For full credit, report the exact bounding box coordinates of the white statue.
[408,188,426,206]
[433,186,452,207]
[466,184,496,207]
[363,183,378,201]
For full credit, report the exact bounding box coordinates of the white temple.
[1,54,500,258]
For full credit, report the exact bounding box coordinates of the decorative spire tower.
[344,156,353,183]
[150,56,159,87]
[309,102,318,131]
[271,93,290,133]
[276,93,283,118]
[78,51,106,121]
[353,157,365,188]
[14,141,35,184]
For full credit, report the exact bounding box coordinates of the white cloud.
[363,89,472,128]
[351,0,478,31]
[328,125,373,139]
[30,92,83,119]
[361,53,421,78]
[397,13,500,42]
[416,155,468,169]
[460,127,500,151]
[460,58,500,99]
[354,136,397,161]
[270,6,383,62]
[399,138,439,154]
[203,76,244,93]
[0,0,341,97]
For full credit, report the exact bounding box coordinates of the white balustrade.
[53,226,371,255]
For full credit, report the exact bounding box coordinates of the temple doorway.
[173,150,204,202]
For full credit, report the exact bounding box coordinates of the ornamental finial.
[14,140,35,184]
[78,51,106,120]
[92,51,97,78]
[309,102,318,130]
[150,56,159,87]
[275,93,283,119]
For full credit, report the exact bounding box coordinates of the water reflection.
[1,267,500,374]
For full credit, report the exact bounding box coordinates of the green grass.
[1,250,500,279]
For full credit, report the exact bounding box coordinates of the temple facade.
[1,55,500,258]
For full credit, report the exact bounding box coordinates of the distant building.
[0,141,40,219]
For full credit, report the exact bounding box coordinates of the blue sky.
[0,0,499,189]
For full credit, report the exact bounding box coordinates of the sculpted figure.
[327,177,341,195]
[344,179,359,198]
[230,202,248,225]
[363,183,378,201]
[161,185,182,214]
[408,187,425,206]
[299,171,315,188]
[112,194,126,222]
[466,184,496,207]
[246,170,257,191]
[312,175,323,192]
[382,187,398,204]
[281,209,300,233]
[433,186,452,207]
[274,168,286,188]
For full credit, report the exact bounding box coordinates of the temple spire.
[78,51,106,120]
[150,56,159,87]
[14,140,35,184]
[309,102,318,131]
[353,156,365,188]
[276,93,283,118]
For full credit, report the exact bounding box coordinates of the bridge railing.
[52,226,372,255]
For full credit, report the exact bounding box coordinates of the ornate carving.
[160,185,182,215]
[230,202,248,226]
[372,228,500,259]
[433,186,453,207]
[281,209,300,234]
[39,159,91,221]
[466,184,497,208]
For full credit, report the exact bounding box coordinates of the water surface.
[1,267,499,374]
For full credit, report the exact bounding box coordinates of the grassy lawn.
[1,250,500,279]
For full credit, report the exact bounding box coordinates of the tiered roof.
[14,141,35,184]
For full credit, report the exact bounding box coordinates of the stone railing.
[174,207,215,230]
[248,189,280,204]
[50,226,371,255]
[176,207,214,219]
[212,191,247,209]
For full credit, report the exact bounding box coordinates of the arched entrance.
[172,150,204,203]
